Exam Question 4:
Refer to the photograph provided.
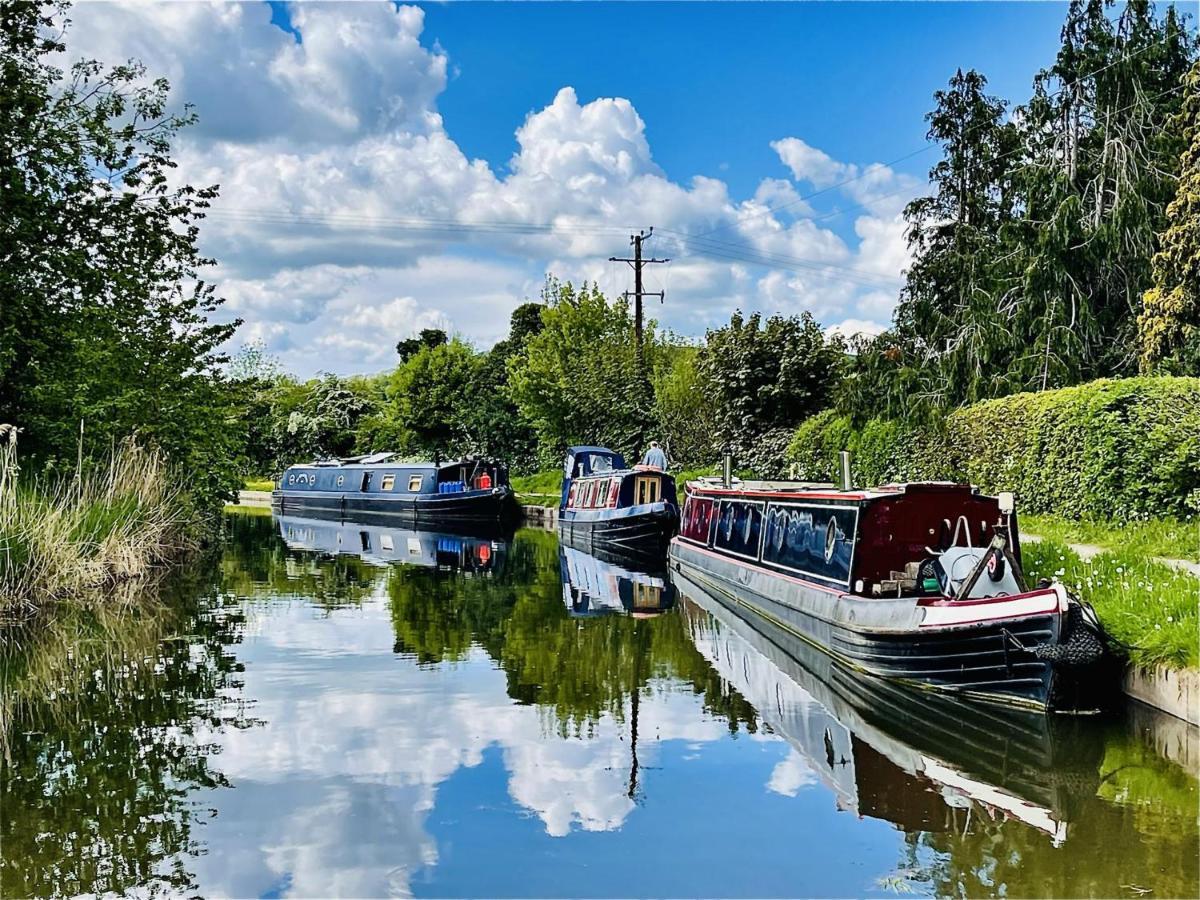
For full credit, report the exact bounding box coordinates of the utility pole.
[609,227,669,386]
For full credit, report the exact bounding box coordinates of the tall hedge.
[787,377,1200,521]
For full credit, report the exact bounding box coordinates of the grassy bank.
[1023,540,1198,670]
[1021,514,1198,563]
[0,429,196,619]
[243,477,275,492]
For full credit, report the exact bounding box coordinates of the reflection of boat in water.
[276,512,510,573]
[674,569,1103,845]
[558,543,676,618]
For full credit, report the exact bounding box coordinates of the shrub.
[787,377,1200,520]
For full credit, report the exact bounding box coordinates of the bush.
[787,377,1200,520]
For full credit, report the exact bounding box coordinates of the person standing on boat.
[640,440,668,470]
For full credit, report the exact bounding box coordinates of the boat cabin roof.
[685,479,971,503]
[288,457,496,473]
[564,446,628,476]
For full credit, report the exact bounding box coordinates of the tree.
[0,1,241,508]
[697,311,845,476]
[395,328,447,362]
[894,69,1021,411]
[1139,58,1200,373]
[507,279,657,466]
[383,338,480,458]
[652,344,718,465]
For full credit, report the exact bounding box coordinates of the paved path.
[1022,532,1200,577]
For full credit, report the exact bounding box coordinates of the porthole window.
[824,517,837,563]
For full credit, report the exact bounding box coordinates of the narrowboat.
[557,446,680,559]
[559,543,676,618]
[272,453,516,522]
[669,478,1111,712]
[277,512,508,574]
[678,577,1102,845]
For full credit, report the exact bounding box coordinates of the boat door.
[634,475,660,506]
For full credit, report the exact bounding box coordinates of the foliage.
[697,310,845,478]
[1139,58,1200,373]
[1023,539,1198,669]
[510,468,564,500]
[395,327,447,362]
[842,1,1198,424]
[508,279,660,467]
[0,428,197,615]
[652,343,718,466]
[790,376,1200,521]
[0,1,243,510]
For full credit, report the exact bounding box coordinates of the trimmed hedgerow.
[787,377,1200,521]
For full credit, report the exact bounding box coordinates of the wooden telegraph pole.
[610,228,669,376]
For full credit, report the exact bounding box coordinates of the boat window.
[360,531,371,552]
[581,481,594,507]
[360,472,372,492]
[681,496,715,542]
[408,474,423,492]
[761,502,856,585]
[567,483,578,507]
[607,478,620,507]
[713,501,763,559]
[381,474,395,492]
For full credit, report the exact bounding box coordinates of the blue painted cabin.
[272,453,516,522]
[557,446,679,559]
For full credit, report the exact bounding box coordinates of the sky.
[59,1,1089,376]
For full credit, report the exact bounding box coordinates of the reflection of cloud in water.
[189,597,740,896]
[768,748,819,797]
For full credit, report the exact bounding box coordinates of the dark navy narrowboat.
[669,479,1111,713]
[272,453,516,522]
[277,512,509,574]
[557,446,680,559]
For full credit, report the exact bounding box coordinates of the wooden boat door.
[635,475,659,505]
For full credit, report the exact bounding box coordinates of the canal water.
[3,510,1197,898]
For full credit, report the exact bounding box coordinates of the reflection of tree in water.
[0,565,252,898]
[895,723,1199,899]
[385,529,760,737]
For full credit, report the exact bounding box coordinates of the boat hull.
[272,486,517,522]
[558,502,678,560]
[669,537,1063,711]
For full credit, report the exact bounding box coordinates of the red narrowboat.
[668,478,1109,712]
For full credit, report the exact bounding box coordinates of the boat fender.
[986,549,1006,582]
[1029,602,1106,667]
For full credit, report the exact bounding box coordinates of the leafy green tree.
[395,328,448,362]
[383,338,480,458]
[697,311,845,476]
[1139,58,1200,373]
[0,1,242,508]
[652,344,718,465]
[507,279,657,466]
[893,69,1021,411]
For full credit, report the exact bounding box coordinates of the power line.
[693,36,1183,238]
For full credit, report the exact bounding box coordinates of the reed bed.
[0,425,197,620]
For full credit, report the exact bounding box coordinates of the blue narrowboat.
[559,543,676,618]
[272,453,516,522]
[557,446,680,559]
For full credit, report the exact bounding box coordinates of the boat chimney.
[839,451,853,491]
[722,450,733,489]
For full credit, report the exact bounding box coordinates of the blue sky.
[62,2,1184,376]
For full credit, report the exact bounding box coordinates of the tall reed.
[0,426,197,619]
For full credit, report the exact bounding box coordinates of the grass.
[243,477,275,492]
[1021,513,1199,563]
[1023,539,1198,671]
[0,427,196,619]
